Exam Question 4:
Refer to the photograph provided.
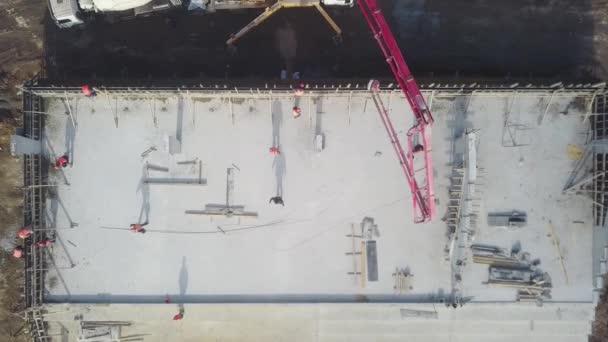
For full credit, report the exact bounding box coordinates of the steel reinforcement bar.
[24,79,605,98]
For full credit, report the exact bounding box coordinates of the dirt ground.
[0,0,45,340]
[591,275,608,342]
[1,0,608,341]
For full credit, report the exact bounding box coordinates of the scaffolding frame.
[593,92,608,227]
[560,90,608,227]
[22,89,50,341]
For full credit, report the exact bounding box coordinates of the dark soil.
[0,0,45,341]
[44,0,602,81]
[591,275,608,341]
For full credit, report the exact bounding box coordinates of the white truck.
[48,0,353,28]
[48,0,181,27]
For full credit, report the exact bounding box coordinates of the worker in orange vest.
[18,227,33,239]
[292,106,302,118]
[36,239,52,247]
[130,223,147,234]
[294,83,305,97]
[81,85,96,97]
[269,146,280,155]
[12,246,24,259]
[173,307,184,320]
[54,155,69,170]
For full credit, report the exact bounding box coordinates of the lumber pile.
[472,244,552,303]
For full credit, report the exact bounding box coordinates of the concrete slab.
[42,302,595,342]
[39,89,594,304]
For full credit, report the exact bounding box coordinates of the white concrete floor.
[43,302,595,342]
[41,89,594,303]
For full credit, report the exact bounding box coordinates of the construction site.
[11,78,607,341]
[3,0,608,341]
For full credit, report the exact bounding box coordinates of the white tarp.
[92,0,153,11]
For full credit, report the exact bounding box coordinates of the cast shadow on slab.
[45,289,461,304]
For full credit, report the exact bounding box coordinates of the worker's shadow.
[273,153,286,198]
[136,166,151,224]
[315,97,323,136]
[64,116,76,166]
[47,188,59,228]
[276,20,296,75]
[176,97,184,143]
[46,187,78,228]
[178,256,188,313]
[444,96,473,166]
[271,100,283,147]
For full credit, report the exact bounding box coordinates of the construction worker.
[81,85,96,97]
[173,307,184,320]
[294,83,305,97]
[413,144,424,153]
[269,196,284,206]
[130,223,147,234]
[269,146,280,155]
[292,106,302,118]
[54,155,69,170]
[36,239,52,247]
[17,227,33,239]
[12,246,24,259]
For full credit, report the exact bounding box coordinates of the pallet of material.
[517,293,540,302]
[488,266,532,283]
[144,177,207,185]
[472,254,528,268]
[483,279,547,291]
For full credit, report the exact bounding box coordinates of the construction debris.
[392,267,413,295]
[547,221,569,284]
[146,163,169,172]
[361,217,379,239]
[366,241,378,282]
[315,134,325,152]
[488,266,551,287]
[78,321,132,341]
[185,168,256,218]
[176,159,198,165]
[473,243,552,302]
[445,131,482,306]
[144,178,207,185]
[346,223,365,287]
[400,308,436,319]
[471,244,529,268]
[346,218,381,286]
[140,146,157,157]
[186,204,257,217]
[487,210,527,228]
[567,144,584,160]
